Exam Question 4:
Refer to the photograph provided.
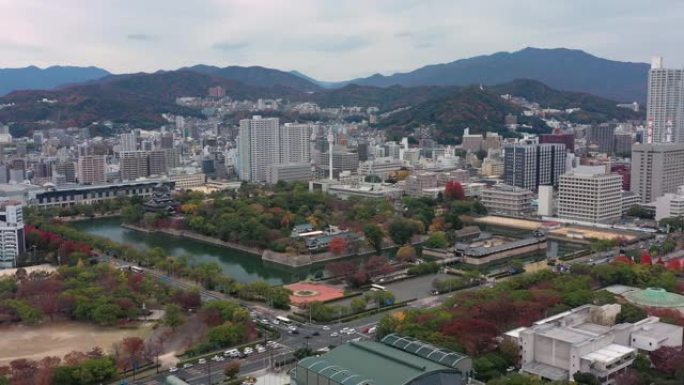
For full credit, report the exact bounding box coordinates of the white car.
[266,340,278,348]
[271,319,280,325]
[330,332,339,337]
[169,367,178,373]
[198,358,206,365]
[243,347,254,355]
[182,363,193,369]
[225,349,240,358]
[322,325,330,331]
[256,345,266,353]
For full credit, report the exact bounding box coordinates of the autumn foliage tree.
[328,236,348,255]
[444,181,466,201]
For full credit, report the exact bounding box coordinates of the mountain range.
[0,66,110,96]
[340,48,650,102]
[0,47,650,102]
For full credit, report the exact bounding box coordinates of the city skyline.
[1,0,684,80]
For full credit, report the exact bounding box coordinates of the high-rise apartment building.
[238,116,281,182]
[77,155,106,184]
[54,160,76,183]
[280,123,311,164]
[647,57,684,143]
[238,117,315,182]
[630,142,684,203]
[0,204,25,269]
[558,166,622,224]
[148,150,168,176]
[120,151,149,181]
[503,143,566,192]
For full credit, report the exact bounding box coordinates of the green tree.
[164,304,185,330]
[350,297,368,313]
[363,224,384,253]
[616,303,647,323]
[91,303,121,326]
[388,218,421,245]
[425,231,448,249]
[573,372,600,385]
[208,322,245,346]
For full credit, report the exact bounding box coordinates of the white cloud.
[0,0,682,80]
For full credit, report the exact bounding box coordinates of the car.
[430,289,440,296]
[169,367,178,373]
[330,332,339,337]
[322,325,330,331]
[256,345,266,353]
[368,326,377,334]
[312,331,320,336]
[182,363,193,369]
[243,347,253,355]
[198,358,206,365]
[259,318,269,325]
[271,319,280,325]
[266,340,278,348]
[288,329,300,335]
[224,349,240,358]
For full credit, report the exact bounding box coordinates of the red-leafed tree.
[666,259,681,271]
[328,237,348,255]
[363,255,394,277]
[640,250,652,265]
[650,346,684,377]
[444,181,466,201]
[440,318,499,356]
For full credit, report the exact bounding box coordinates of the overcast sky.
[1,0,683,81]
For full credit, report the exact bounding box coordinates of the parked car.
[243,347,254,355]
[224,349,240,358]
[169,367,178,373]
[198,358,206,365]
[256,345,266,353]
[182,363,193,369]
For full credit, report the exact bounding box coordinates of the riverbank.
[55,212,121,222]
[121,224,264,256]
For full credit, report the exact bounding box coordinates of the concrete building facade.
[504,143,566,192]
[630,142,684,203]
[480,184,535,216]
[558,167,622,224]
[647,57,684,143]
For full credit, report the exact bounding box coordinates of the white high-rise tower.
[327,127,334,180]
[647,56,684,143]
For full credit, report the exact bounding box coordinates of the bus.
[275,316,292,325]
[370,284,386,292]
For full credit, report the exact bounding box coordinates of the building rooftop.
[581,344,634,364]
[298,335,470,385]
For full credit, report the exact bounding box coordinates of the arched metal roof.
[300,357,375,385]
[381,334,469,369]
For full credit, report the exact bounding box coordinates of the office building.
[630,142,684,203]
[504,143,566,192]
[0,204,25,269]
[357,157,403,180]
[654,185,684,221]
[77,155,106,184]
[54,160,76,183]
[587,124,616,153]
[120,132,137,152]
[291,334,472,385]
[461,128,502,151]
[610,163,631,191]
[267,163,312,184]
[120,151,149,181]
[540,132,575,153]
[238,116,280,181]
[558,166,622,224]
[506,304,682,385]
[168,172,205,190]
[613,131,633,155]
[480,184,535,216]
[647,57,684,143]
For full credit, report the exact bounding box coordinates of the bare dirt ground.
[0,321,153,365]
